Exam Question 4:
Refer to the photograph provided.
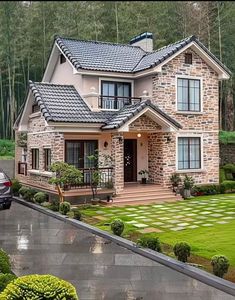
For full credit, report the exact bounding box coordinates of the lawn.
[77,194,235,281]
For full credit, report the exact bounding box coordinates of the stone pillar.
[111,132,124,194]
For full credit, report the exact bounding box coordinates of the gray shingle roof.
[55,35,231,75]
[101,99,182,130]
[29,81,181,130]
[29,81,115,123]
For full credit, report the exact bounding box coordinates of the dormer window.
[185,53,192,64]
[60,54,66,64]
[100,80,131,110]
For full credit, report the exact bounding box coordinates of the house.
[14,32,231,203]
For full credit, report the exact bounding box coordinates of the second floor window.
[177,78,201,112]
[32,149,39,170]
[44,149,51,171]
[101,81,131,109]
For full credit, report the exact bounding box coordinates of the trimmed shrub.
[219,168,226,183]
[18,186,28,198]
[0,273,17,292]
[11,179,21,196]
[0,249,11,274]
[19,187,37,202]
[73,209,82,221]
[59,201,71,215]
[49,197,60,211]
[66,211,75,218]
[192,184,220,196]
[221,180,235,192]
[211,255,229,278]
[33,192,47,204]
[0,274,78,299]
[41,201,51,208]
[111,219,124,236]
[137,236,162,252]
[173,242,191,263]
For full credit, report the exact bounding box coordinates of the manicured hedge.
[0,274,78,299]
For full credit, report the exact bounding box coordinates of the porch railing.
[99,95,141,110]
[66,167,113,190]
[18,162,27,175]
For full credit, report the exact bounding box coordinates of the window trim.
[175,75,203,113]
[176,134,203,172]
[31,148,39,170]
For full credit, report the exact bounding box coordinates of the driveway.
[0,202,234,300]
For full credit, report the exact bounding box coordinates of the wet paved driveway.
[0,202,234,300]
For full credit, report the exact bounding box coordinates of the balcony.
[99,96,141,110]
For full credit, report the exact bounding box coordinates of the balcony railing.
[18,162,27,175]
[65,167,113,190]
[99,95,141,110]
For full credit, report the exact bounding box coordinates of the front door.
[124,139,137,182]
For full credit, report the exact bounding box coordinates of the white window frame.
[176,133,203,173]
[175,75,203,114]
[99,77,134,111]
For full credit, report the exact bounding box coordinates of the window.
[65,140,98,168]
[178,137,201,170]
[185,53,192,64]
[60,54,66,64]
[101,81,131,109]
[44,149,51,171]
[21,148,27,163]
[177,78,201,112]
[32,149,39,170]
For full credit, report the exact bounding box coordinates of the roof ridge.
[33,81,75,88]
[56,35,146,52]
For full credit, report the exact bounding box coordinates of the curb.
[13,197,235,297]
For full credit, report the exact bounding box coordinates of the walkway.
[0,202,234,300]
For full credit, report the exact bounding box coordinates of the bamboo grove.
[0,1,234,139]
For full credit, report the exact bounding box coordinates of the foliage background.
[0,1,234,139]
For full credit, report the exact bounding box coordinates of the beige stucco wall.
[134,76,153,98]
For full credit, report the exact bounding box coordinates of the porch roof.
[101,99,182,130]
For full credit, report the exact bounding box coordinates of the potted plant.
[138,169,149,184]
[170,173,181,193]
[183,175,195,199]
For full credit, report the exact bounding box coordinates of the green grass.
[0,139,15,159]
[78,194,235,266]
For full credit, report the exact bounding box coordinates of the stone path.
[0,202,234,300]
[93,197,235,232]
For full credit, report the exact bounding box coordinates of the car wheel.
[3,202,11,209]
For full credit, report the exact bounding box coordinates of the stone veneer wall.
[150,48,220,185]
[129,115,161,131]
[15,113,64,191]
[111,133,124,194]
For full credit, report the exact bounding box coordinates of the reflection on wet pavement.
[0,202,234,300]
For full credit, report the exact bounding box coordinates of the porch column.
[111,133,124,194]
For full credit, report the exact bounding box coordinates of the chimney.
[130,32,153,52]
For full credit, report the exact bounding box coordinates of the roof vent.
[130,32,153,52]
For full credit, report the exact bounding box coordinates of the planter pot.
[183,189,191,199]
[141,178,147,184]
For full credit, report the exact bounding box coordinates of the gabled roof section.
[101,99,182,130]
[54,35,231,78]
[55,36,145,73]
[29,81,115,123]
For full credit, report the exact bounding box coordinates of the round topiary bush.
[59,201,71,215]
[0,249,11,274]
[18,186,28,198]
[137,236,162,252]
[173,242,191,263]
[211,255,230,278]
[0,274,78,299]
[33,192,47,204]
[111,219,124,236]
[0,273,17,292]
[73,209,82,220]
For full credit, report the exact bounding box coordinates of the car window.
[0,173,6,181]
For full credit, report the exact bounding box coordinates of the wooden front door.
[124,139,137,182]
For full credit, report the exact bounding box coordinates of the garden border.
[13,197,235,297]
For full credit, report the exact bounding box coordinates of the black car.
[0,169,12,209]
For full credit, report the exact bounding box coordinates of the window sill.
[28,170,53,177]
[176,111,203,115]
[176,169,206,174]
